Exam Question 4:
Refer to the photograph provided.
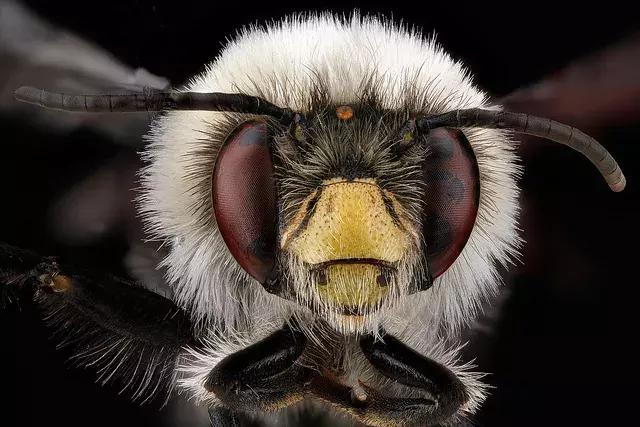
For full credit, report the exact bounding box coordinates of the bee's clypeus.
[2,14,626,427]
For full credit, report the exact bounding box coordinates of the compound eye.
[422,128,480,280]
[212,120,277,283]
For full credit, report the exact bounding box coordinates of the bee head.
[14,17,623,335]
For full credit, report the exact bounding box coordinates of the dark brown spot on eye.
[426,130,455,160]
[238,124,268,146]
[424,170,465,202]
[249,227,277,263]
[423,212,453,257]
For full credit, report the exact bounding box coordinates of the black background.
[1,1,639,426]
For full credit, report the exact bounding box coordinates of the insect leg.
[357,331,468,426]
[0,242,194,403]
[204,322,311,414]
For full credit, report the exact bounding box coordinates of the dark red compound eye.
[422,128,480,280]
[212,120,278,283]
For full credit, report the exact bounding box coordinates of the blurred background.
[0,0,638,425]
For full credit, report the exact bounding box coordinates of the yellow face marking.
[316,263,388,307]
[283,178,413,261]
[282,178,416,309]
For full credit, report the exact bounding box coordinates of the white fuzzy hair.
[139,12,521,419]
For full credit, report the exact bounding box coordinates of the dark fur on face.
[261,77,448,331]
[198,72,484,332]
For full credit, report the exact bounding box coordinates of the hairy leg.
[1,242,194,403]
[204,322,311,415]
[357,331,469,426]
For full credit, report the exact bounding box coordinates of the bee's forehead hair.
[273,103,426,230]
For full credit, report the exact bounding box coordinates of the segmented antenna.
[417,109,626,192]
[13,85,626,192]
[13,86,295,123]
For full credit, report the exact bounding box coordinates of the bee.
[1,12,626,427]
